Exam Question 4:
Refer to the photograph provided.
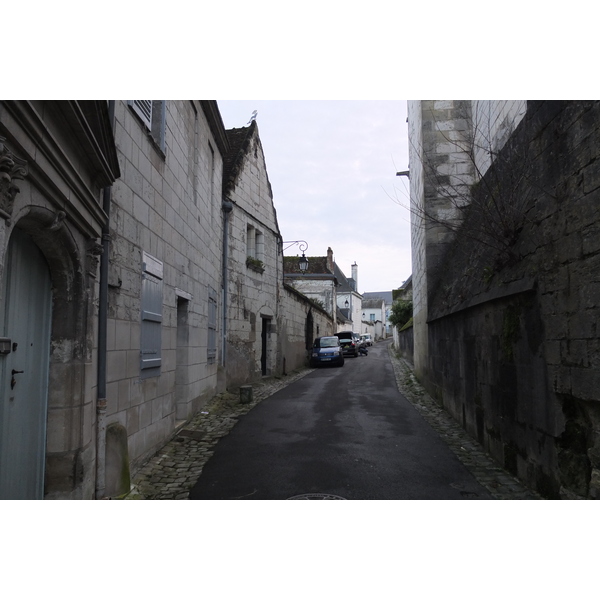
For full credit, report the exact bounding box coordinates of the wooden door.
[0,228,52,499]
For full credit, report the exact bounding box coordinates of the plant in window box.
[246,256,265,273]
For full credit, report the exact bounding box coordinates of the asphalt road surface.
[189,340,492,500]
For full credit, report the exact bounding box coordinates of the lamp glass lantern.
[298,253,309,272]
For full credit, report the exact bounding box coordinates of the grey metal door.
[0,228,52,499]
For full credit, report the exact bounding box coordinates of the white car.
[362,334,373,346]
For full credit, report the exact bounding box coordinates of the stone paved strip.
[387,345,542,500]
[122,369,314,500]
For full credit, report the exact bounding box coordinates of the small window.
[370,313,375,321]
[140,252,163,378]
[207,287,218,364]
[130,100,152,129]
[255,230,264,262]
[129,100,166,153]
[246,225,256,258]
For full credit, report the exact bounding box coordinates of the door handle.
[10,369,23,390]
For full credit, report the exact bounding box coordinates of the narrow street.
[187,340,536,500]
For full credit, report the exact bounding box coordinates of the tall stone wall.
[411,100,528,389]
[224,126,282,389]
[286,277,337,317]
[0,101,120,499]
[278,285,334,373]
[421,101,600,498]
[407,101,428,379]
[472,101,527,175]
[107,101,224,472]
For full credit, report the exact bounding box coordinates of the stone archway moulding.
[0,136,28,224]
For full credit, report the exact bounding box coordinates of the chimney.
[351,262,358,291]
[327,247,334,273]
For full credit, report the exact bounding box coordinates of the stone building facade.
[221,121,282,388]
[360,297,387,340]
[335,261,363,333]
[0,101,120,499]
[0,101,335,500]
[408,100,600,498]
[221,121,335,386]
[104,101,228,493]
[278,284,334,372]
[284,247,338,318]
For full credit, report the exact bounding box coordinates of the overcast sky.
[217,100,412,294]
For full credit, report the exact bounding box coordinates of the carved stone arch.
[9,205,96,498]
[305,309,314,351]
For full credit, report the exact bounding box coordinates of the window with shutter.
[128,101,166,153]
[207,287,217,364]
[140,252,163,378]
[129,100,153,130]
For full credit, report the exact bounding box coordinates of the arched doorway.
[305,309,314,351]
[0,228,53,499]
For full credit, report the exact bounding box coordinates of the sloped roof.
[362,291,393,304]
[283,255,333,276]
[336,307,351,324]
[223,121,273,199]
[362,297,386,309]
[223,122,254,196]
[333,262,358,293]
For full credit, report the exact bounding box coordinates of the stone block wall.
[393,325,414,364]
[224,126,281,388]
[278,285,334,373]
[107,101,224,472]
[419,101,600,498]
[286,277,337,317]
[471,101,526,175]
[1,101,120,499]
[407,101,427,379]
[410,100,528,388]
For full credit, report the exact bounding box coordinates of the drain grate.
[287,493,347,500]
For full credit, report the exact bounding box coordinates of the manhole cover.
[287,493,347,500]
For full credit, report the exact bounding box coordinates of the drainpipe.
[96,100,115,499]
[221,199,233,366]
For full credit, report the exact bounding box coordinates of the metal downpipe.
[95,100,115,499]
[221,199,233,367]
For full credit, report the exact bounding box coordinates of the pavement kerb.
[387,344,542,500]
[121,368,315,500]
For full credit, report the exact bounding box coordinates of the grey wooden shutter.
[129,100,153,129]
[140,252,163,377]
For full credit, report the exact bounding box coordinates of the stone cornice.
[427,277,537,323]
[1,101,109,237]
[200,100,229,157]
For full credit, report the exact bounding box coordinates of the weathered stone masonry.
[410,101,600,499]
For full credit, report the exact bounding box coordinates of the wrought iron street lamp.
[282,240,309,272]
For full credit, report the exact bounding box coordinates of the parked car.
[334,331,359,357]
[362,334,373,346]
[310,336,345,367]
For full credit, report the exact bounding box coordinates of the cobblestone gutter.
[388,346,542,500]
[122,369,314,500]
